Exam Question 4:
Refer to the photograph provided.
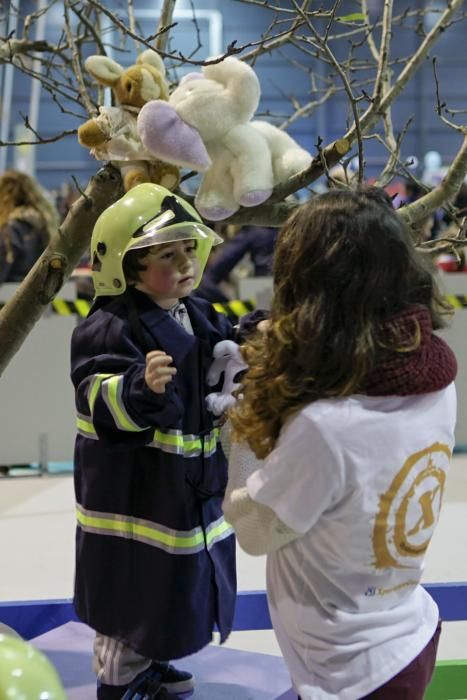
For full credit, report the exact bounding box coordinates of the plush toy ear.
[84,55,123,86]
[138,100,212,171]
[202,56,260,121]
[137,49,166,76]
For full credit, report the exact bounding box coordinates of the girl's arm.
[224,413,344,553]
[223,437,300,556]
[223,485,299,556]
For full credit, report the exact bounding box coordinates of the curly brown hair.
[230,187,449,458]
[0,170,59,244]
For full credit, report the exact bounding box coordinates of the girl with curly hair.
[0,170,59,283]
[225,187,457,700]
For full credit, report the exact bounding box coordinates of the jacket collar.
[128,288,224,367]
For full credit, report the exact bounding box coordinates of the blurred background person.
[0,170,60,284]
[195,224,279,303]
[436,183,467,273]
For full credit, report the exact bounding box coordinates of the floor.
[1,455,467,696]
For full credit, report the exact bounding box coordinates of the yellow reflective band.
[213,303,227,315]
[154,430,184,448]
[76,415,96,438]
[151,428,220,456]
[77,508,204,549]
[206,518,233,547]
[229,300,250,318]
[104,375,145,432]
[76,505,233,554]
[76,417,220,458]
[88,374,113,415]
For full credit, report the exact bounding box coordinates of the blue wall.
[1,0,466,192]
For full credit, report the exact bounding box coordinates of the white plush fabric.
[138,57,312,220]
[90,106,152,161]
[223,438,299,556]
[206,340,247,417]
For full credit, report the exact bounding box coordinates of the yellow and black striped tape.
[44,298,257,321]
[446,295,467,309]
[2,295,467,320]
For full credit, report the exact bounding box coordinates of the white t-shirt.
[247,384,456,700]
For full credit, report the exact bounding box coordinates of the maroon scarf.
[360,304,457,396]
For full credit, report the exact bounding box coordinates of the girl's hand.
[145,351,177,394]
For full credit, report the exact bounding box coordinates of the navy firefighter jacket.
[70,288,236,660]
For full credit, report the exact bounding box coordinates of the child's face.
[135,239,200,305]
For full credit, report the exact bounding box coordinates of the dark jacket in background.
[0,207,47,283]
[196,226,278,302]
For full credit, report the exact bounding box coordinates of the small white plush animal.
[137,56,312,220]
[206,340,248,416]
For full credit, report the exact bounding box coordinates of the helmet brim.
[125,221,223,253]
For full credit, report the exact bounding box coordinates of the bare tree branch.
[0,38,59,62]
[155,0,177,53]
[399,135,467,228]
[348,0,464,141]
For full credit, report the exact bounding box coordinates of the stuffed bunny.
[137,56,312,220]
[78,50,180,192]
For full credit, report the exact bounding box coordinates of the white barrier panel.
[0,284,77,467]
[437,273,467,448]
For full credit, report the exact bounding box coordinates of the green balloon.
[0,633,66,700]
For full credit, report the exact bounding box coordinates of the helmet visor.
[124,207,221,252]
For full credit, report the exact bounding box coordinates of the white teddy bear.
[137,56,312,220]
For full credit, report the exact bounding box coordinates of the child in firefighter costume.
[71,184,239,700]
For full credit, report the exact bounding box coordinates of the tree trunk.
[0,165,122,378]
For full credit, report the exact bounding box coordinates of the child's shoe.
[119,660,193,699]
[97,660,194,699]
[97,683,130,700]
[151,661,194,694]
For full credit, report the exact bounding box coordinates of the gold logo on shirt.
[373,442,450,569]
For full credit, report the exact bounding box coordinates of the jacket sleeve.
[0,237,12,284]
[0,223,22,284]
[71,312,183,448]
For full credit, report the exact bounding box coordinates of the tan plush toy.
[78,50,180,192]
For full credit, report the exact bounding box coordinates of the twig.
[399,135,467,228]
[372,0,393,103]
[346,0,464,141]
[432,57,466,134]
[63,1,96,116]
[292,0,365,183]
[155,0,177,53]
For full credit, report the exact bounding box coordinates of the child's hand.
[145,351,177,394]
[257,319,271,333]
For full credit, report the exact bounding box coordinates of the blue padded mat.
[33,621,296,700]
